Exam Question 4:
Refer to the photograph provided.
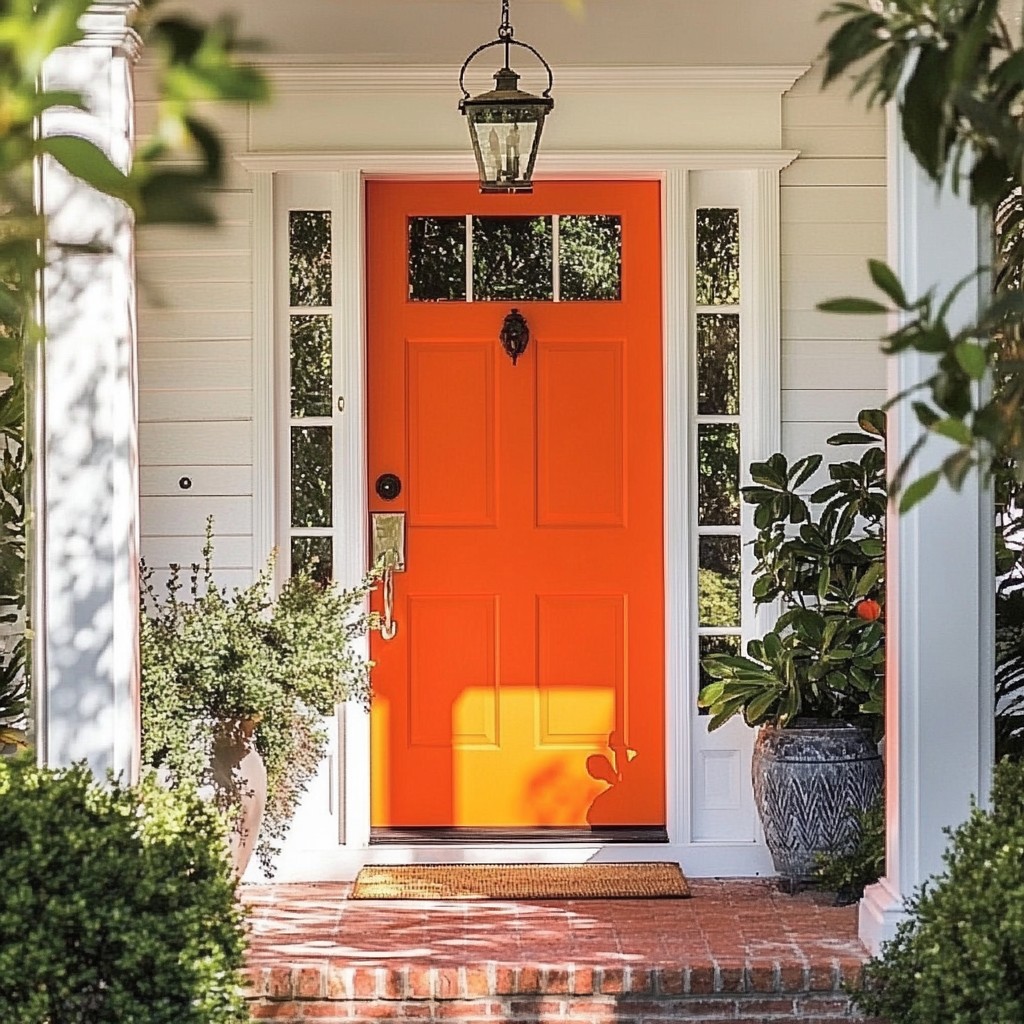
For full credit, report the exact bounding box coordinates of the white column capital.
[79,2,143,60]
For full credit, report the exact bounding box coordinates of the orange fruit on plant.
[855,598,882,622]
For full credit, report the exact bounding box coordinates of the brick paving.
[243,878,876,1022]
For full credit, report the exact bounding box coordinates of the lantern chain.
[498,0,513,41]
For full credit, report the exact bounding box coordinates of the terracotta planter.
[752,721,882,884]
[210,718,267,877]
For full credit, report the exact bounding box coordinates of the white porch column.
[33,2,142,779]
[858,112,994,953]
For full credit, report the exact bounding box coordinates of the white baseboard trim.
[858,875,909,955]
[252,842,777,884]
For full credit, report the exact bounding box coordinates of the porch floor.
[243,879,876,1022]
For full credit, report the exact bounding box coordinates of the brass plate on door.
[371,512,406,571]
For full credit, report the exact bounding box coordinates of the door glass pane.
[409,216,467,301]
[559,215,622,301]
[698,535,740,627]
[289,211,332,307]
[473,216,553,301]
[698,424,740,526]
[290,315,332,417]
[291,536,333,585]
[291,426,333,528]
[695,208,740,305]
[697,313,740,415]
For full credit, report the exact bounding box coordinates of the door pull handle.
[371,512,405,641]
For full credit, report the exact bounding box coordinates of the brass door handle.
[371,512,405,640]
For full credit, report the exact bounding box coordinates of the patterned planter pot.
[752,721,882,884]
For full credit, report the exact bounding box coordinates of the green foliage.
[813,794,885,903]
[0,756,249,1024]
[0,1,268,744]
[819,2,1024,501]
[699,413,886,734]
[854,758,1024,1023]
[140,520,380,873]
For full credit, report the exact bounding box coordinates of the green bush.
[0,757,249,1024]
[854,759,1024,1024]
[813,794,884,903]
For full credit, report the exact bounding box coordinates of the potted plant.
[699,411,886,884]
[140,519,381,876]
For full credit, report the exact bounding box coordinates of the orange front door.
[367,180,664,831]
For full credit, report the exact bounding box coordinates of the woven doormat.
[350,862,690,900]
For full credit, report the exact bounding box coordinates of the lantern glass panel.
[468,107,542,188]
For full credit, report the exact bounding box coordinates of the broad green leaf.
[932,417,972,446]
[744,690,780,725]
[912,402,940,428]
[818,297,889,315]
[953,341,988,381]
[857,408,886,438]
[899,470,941,513]
[827,432,878,447]
[790,453,823,489]
[868,260,909,309]
[36,136,139,208]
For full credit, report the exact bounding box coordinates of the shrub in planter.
[141,520,381,874]
[854,759,1024,1024]
[0,757,249,1024]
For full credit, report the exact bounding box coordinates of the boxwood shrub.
[0,757,249,1024]
[855,758,1024,1024]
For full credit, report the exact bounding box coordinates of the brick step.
[246,961,874,1022]
[243,880,878,1023]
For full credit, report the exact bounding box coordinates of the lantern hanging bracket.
[458,0,553,100]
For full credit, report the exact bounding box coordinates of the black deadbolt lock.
[375,473,402,501]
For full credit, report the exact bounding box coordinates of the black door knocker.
[500,308,530,366]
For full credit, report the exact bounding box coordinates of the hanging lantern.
[459,0,554,194]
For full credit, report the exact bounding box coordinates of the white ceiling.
[164,0,834,67]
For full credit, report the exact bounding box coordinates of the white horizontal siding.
[780,61,887,467]
[141,535,254,571]
[137,252,252,285]
[782,389,886,423]
[140,421,251,466]
[783,339,886,391]
[140,466,252,497]
[141,389,252,422]
[141,496,253,536]
[136,56,256,587]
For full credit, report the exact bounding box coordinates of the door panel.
[367,180,664,830]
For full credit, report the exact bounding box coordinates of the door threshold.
[369,826,669,846]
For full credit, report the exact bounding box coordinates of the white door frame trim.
[244,148,794,879]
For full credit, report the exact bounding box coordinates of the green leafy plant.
[141,520,381,873]
[813,794,885,904]
[0,756,249,1024]
[818,1,1024,504]
[699,412,886,734]
[853,758,1024,1023]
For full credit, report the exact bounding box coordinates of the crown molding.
[246,62,810,95]
[236,149,800,175]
